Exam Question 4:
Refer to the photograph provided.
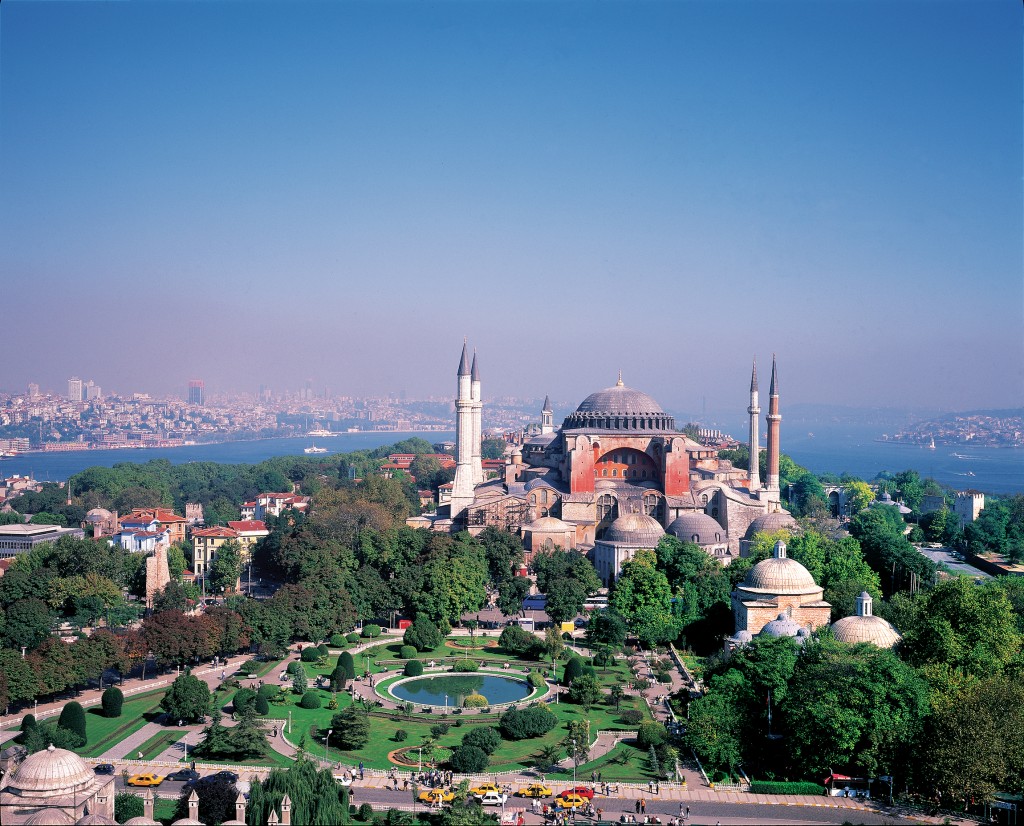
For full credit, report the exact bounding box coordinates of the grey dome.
[743,510,798,540]
[759,612,804,638]
[602,512,665,547]
[563,378,675,432]
[85,508,113,523]
[524,477,557,492]
[667,512,724,545]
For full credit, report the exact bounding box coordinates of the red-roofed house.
[127,508,188,544]
[240,493,310,521]
[226,520,270,556]
[191,526,240,580]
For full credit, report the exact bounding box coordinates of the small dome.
[759,612,804,638]
[171,819,204,826]
[124,818,161,826]
[734,630,753,644]
[743,510,798,540]
[9,745,94,797]
[743,542,818,593]
[831,615,902,648]
[27,810,76,825]
[527,516,572,532]
[77,814,117,825]
[524,477,556,492]
[85,508,113,523]
[602,512,665,547]
[667,512,725,545]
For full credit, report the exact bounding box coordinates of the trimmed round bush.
[299,691,321,710]
[463,693,488,708]
[527,671,547,689]
[562,657,584,687]
[499,706,558,740]
[20,714,37,733]
[102,686,124,719]
[452,659,479,672]
[286,661,301,675]
[57,701,87,746]
[300,647,320,663]
[399,645,418,660]
[620,709,643,725]
[394,729,408,742]
[258,684,280,699]
[636,721,668,749]
[361,624,382,638]
[330,633,347,647]
[404,660,424,677]
[449,744,488,773]
[254,694,270,715]
[233,688,257,714]
[317,643,330,657]
[358,803,374,822]
[346,632,360,644]
[461,726,501,755]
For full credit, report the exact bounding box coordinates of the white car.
[478,791,508,806]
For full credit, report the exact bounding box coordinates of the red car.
[559,786,595,800]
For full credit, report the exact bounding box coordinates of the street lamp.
[325,729,333,764]
[418,747,422,772]
[288,709,292,734]
[444,695,448,714]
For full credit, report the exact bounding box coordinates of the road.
[916,545,991,580]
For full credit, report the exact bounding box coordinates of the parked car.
[517,783,552,798]
[166,769,200,782]
[554,793,588,810]
[479,791,509,806]
[559,786,595,800]
[212,770,239,783]
[470,783,503,797]
[126,773,164,787]
[93,763,115,775]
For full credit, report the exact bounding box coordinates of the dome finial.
[773,539,787,559]
[616,370,623,387]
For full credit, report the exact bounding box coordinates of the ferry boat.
[304,442,328,454]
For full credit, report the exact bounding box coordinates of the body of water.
[390,674,530,706]
[0,432,456,482]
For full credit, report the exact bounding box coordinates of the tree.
[842,480,875,515]
[568,675,602,711]
[330,707,371,750]
[498,624,538,657]
[683,670,750,773]
[339,651,356,680]
[461,726,501,755]
[208,540,242,594]
[449,744,489,773]
[246,761,350,826]
[102,686,124,718]
[404,615,443,652]
[499,706,558,740]
[610,549,681,645]
[586,609,628,650]
[292,667,308,696]
[161,671,211,722]
[4,598,54,649]
[564,720,590,771]
[609,684,625,712]
[496,575,531,617]
[57,701,87,747]
[544,577,587,625]
[175,775,238,825]
[478,527,524,586]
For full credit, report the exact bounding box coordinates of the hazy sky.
[1,0,1020,414]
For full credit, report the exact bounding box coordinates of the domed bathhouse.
[0,744,114,824]
[430,343,797,579]
[593,511,666,585]
[730,540,831,637]
[830,591,901,649]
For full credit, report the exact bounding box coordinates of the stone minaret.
[450,342,476,522]
[541,395,553,435]
[281,793,292,826]
[471,351,483,485]
[765,356,781,492]
[747,358,761,492]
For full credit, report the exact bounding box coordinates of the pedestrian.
[635,800,641,814]
[655,781,660,795]
[596,807,603,821]
[137,751,143,759]
[685,805,690,819]
[648,780,654,794]
[640,798,646,814]
[679,803,684,817]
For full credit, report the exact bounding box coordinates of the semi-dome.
[667,512,725,545]
[76,812,117,825]
[759,612,805,638]
[524,477,558,492]
[562,376,675,432]
[831,592,901,648]
[743,541,818,593]
[743,510,798,540]
[9,745,94,798]
[602,512,665,547]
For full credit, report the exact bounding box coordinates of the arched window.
[541,489,548,504]
[597,494,617,524]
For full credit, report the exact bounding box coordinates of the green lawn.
[78,691,166,758]
[133,729,184,761]
[575,741,663,783]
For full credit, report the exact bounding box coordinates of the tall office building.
[67,377,83,402]
[188,380,205,406]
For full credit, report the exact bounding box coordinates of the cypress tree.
[339,651,355,680]
[562,656,584,687]
[102,686,124,718]
[57,701,87,746]
[20,713,37,732]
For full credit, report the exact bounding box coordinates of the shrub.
[101,686,124,719]
[254,694,270,715]
[562,632,573,641]
[461,726,501,755]
[399,645,418,660]
[527,671,547,689]
[317,643,330,657]
[431,723,451,738]
[394,729,408,742]
[449,744,489,773]
[463,693,488,708]
[562,657,584,687]
[620,709,644,725]
[286,661,300,675]
[233,688,257,714]
[258,684,280,699]
[404,660,424,677]
[330,664,348,691]
[750,781,826,795]
[498,624,535,655]
[114,792,143,823]
[299,692,321,710]
[404,616,443,651]
[240,659,261,673]
[499,706,558,740]
[300,647,321,663]
[592,649,613,666]
[636,721,668,749]
[327,696,338,710]
[346,632,360,644]
[57,702,87,746]
[20,714,37,733]
[358,803,374,822]
[452,659,479,672]
[656,672,672,683]
[361,624,382,638]
[339,651,356,680]
[330,633,347,647]
[582,664,596,678]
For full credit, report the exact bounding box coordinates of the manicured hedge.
[404,660,424,677]
[346,632,360,644]
[300,647,321,663]
[527,671,547,689]
[258,684,280,699]
[254,694,270,715]
[361,624,382,638]
[102,686,124,719]
[399,645,418,660]
[452,659,479,672]
[750,781,826,796]
[463,693,488,708]
[299,692,321,710]
[330,634,347,647]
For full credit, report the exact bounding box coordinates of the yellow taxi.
[517,783,553,798]
[417,788,454,804]
[126,773,164,787]
[469,782,503,797]
[554,793,588,810]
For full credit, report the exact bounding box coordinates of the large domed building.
[731,540,832,635]
[0,745,114,824]
[438,344,793,580]
[830,592,901,649]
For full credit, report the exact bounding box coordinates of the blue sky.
[1,0,1020,414]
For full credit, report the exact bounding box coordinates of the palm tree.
[609,684,625,712]
[537,743,562,771]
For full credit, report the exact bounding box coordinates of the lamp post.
[418,747,422,772]
[21,646,26,659]
[365,655,370,678]
[444,695,448,714]
[288,709,292,735]
[325,729,333,764]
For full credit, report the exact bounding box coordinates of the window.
[541,490,548,504]
[612,469,618,476]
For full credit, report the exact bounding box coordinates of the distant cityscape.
[878,410,1024,449]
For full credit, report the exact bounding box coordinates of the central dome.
[602,512,665,547]
[563,376,674,432]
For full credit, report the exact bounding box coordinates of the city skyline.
[1,1,1020,411]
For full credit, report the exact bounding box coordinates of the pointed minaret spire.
[766,354,781,492]
[769,354,778,396]
[458,339,470,376]
[542,395,552,413]
[470,350,479,382]
[616,370,624,387]
[747,357,761,493]
[470,350,483,484]
[541,395,554,435]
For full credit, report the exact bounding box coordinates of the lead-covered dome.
[743,540,819,594]
[743,510,798,541]
[562,376,675,432]
[667,513,725,545]
[759,612,805,639]
[831,592,901,648]
[8,745,94,798]
[602,512,665,547]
